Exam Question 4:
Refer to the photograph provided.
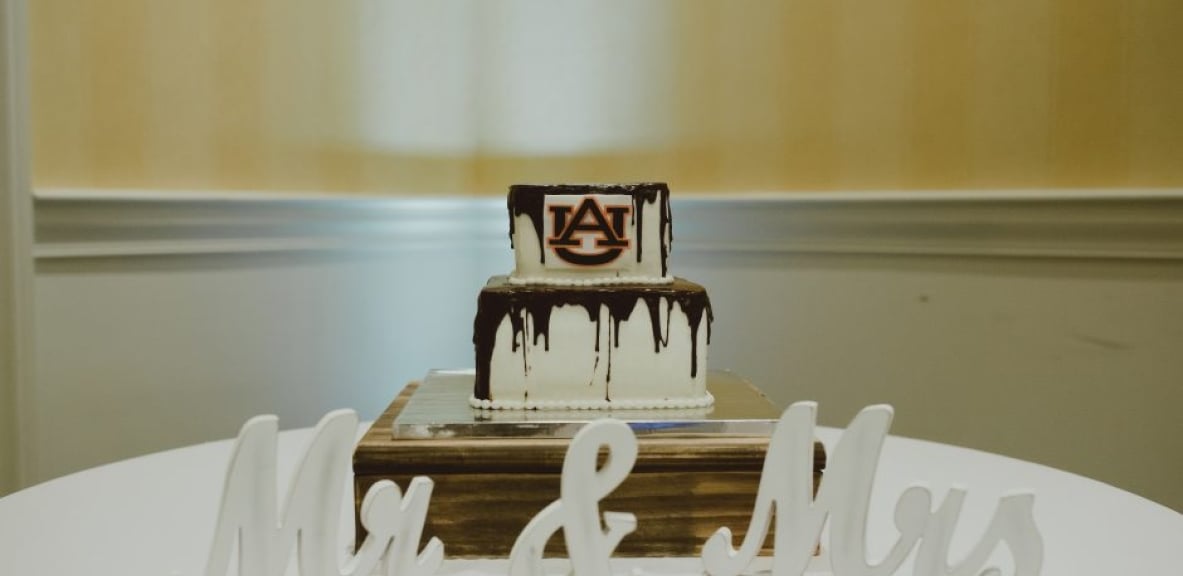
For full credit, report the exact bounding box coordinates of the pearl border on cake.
[506,275,676,287]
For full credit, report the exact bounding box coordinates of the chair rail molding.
[32,187,1183,262]
[1,0,35,494]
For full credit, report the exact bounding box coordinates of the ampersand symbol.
[508,419,639,576]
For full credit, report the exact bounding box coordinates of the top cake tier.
[508,183,672,285]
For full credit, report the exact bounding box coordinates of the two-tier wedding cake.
[471,183,714,410]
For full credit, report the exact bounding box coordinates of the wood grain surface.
[353,382,825,558]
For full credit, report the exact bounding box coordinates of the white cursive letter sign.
[204,409,443,576]
[508,419,639,576]
[701,402,1043,576]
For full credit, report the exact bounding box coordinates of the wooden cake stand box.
[353,371,825,558]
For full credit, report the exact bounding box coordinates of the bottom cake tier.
[473,276,713,410]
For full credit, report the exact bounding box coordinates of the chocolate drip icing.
[681,291,712,378]
[605,319,613,398]
[473,277,711,401]
[507,187,547,264]
[628,184,664,266]
[643,297,673,353]
[530,303,553,350]
[631,198,638,261]
[507,306,528,375]
[660,189,671,277]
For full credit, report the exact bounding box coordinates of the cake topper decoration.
[203,404,1043,576]
[204,410,443,576]
[508,419,638,576]
[544,194,634,268]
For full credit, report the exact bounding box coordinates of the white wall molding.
[1,0,35,494]
[34,189,508,260]
[675,190,1183,261]
[34,188,1183,262]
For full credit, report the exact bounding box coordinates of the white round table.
[1,424,1180,575]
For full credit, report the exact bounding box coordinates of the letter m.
[204,410,358,576]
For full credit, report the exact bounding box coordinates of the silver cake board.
[391,369,783,440]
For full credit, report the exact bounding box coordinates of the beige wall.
[29,1,1183,195]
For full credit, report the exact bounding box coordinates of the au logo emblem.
[544,195,633,268]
